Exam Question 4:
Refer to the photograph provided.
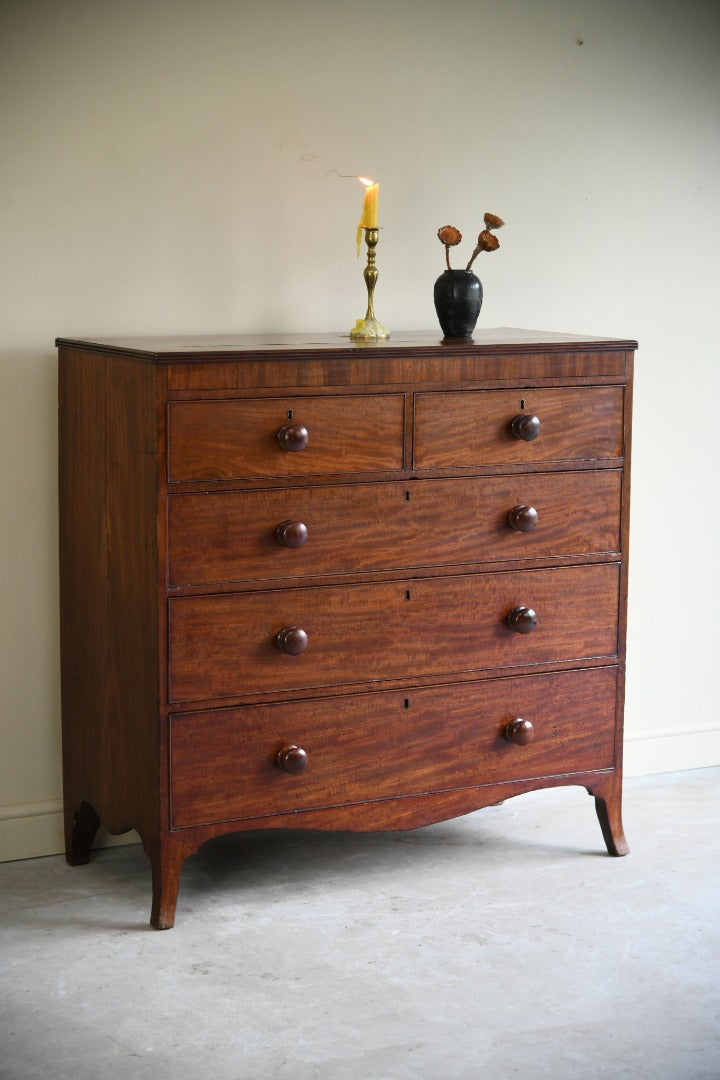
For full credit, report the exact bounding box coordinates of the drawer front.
[414,387,624,468]
[169,666,618,827]
[168,394,405,481]
[168,563,619,701]
[168,471,622,586]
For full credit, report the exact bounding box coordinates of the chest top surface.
[55,327,638,360]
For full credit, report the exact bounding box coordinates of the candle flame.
[358,176,375,187]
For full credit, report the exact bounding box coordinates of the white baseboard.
[0,800,139,863]
[624,726,720,777]
[1,730,718,863]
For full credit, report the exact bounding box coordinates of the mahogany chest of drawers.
[57,329,635,928]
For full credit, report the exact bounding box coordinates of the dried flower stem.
[465,248,481,271]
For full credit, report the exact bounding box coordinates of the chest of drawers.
[57,329,635,928]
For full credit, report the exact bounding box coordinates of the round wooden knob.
[511,413,541,442]
[277,422,309,452]
[507,504,539,532]
[275,626,309,655]
[505,718,535,745]
[276,745,308,774]
[275,520,308,548]
[506,606,538,634]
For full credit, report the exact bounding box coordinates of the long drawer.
[168,563,619,701]
[167,470,621,586]
[413,386,624,468]
[169,666,618,828]
[168,393,405,481]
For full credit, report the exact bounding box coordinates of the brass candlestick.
[349,227,390,340]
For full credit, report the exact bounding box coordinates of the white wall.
[1,0,719,861]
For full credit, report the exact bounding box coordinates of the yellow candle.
[358,177,379,228]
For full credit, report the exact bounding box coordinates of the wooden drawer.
[168,563,619,701]
[169,666,618,827]
[413,386,624,468]
[168,471,622,586]
[168,393,405,481]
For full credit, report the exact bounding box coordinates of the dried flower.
[483,212,505,230]
[438,225,463,270]
[436,212,505,271]
[478,229,500,252]
[437,225,462,246]
[465,228,500,269]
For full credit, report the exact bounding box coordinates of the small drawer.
[168,393,405,481]
[168,563,620,702]
[169,666,618,827]
[413,386,624,468]
[167,471,622,586]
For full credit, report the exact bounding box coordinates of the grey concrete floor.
[1,768,718,1080]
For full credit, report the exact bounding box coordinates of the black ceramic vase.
[433,269,483,339]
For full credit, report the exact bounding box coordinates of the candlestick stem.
[350,228,390,340]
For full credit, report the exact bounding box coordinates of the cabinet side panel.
[615,352,634,772]
[59,348,160,844]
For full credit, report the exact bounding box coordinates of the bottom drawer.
[170,666,617,828]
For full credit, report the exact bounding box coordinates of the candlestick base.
[350,315,390,341]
